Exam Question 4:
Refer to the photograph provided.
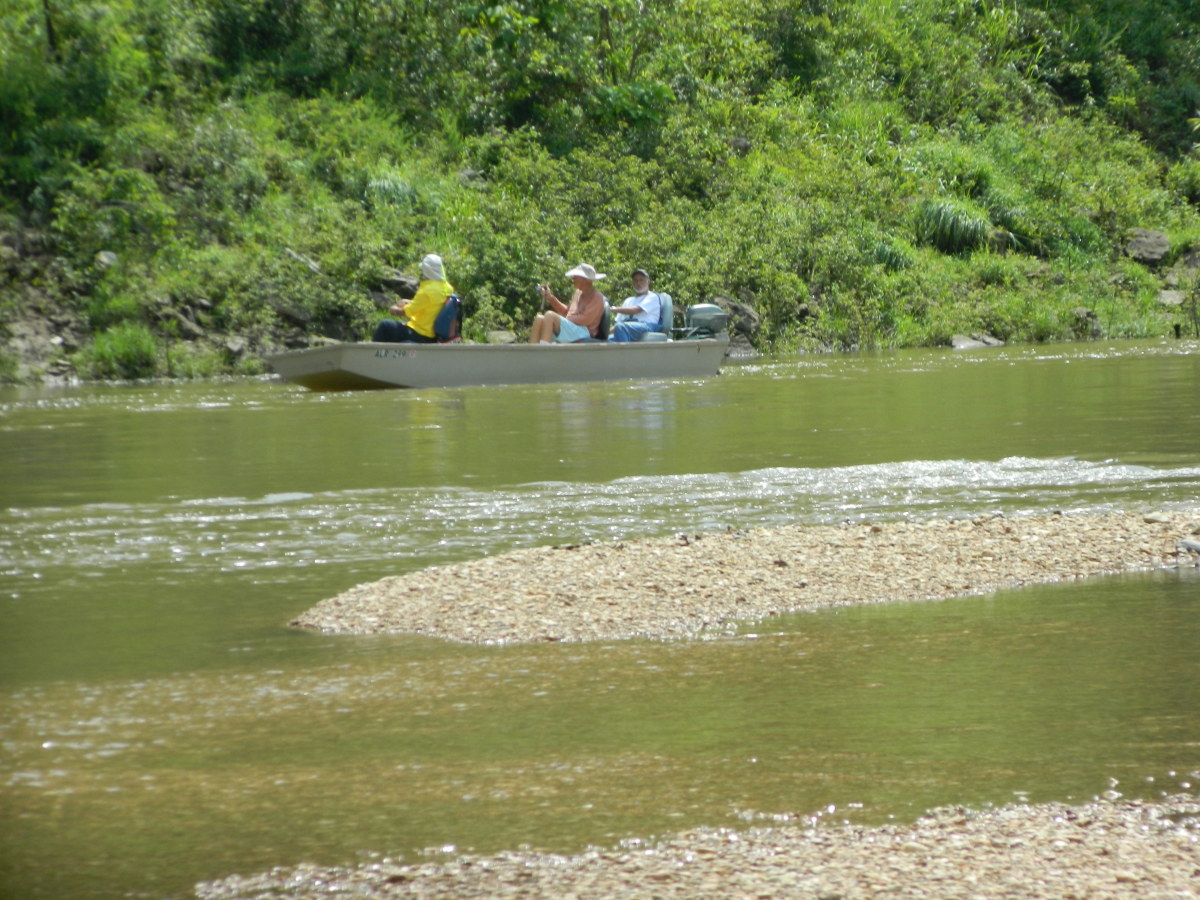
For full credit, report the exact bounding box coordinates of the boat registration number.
[375,348,417,359]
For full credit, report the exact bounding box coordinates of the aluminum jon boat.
[266,335,729,390]
[267,300,732,391]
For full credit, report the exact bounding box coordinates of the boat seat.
[582,301,611,342]
[596,301,611,340]
[637,294,673,341]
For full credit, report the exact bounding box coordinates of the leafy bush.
[4,0,1200,382]
[86,289,142,332]
[85,321,158,380]
[51,166,176,262]
[1167,158,1200,206]
[163,344,226,379]
[973,254,1026,288]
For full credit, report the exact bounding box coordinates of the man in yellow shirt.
[372,254,455,343]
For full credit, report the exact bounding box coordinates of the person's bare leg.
[529,314,549,343]
[530,312,561,343]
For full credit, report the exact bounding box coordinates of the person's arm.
[614,293,657,320]
[611,296,636,318]
[539,284,569,315]
[402,282,449,336]
[390,284,430,318]
[404,283,437,316]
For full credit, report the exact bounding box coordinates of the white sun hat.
[564,263,606,281]
[420,254,445,281]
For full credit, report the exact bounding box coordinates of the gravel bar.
[292,509,1200,645]
[197,792,1200,899]
[220,508,1200,900]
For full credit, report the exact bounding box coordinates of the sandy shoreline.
[293,508,1200,644]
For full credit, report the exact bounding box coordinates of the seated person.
[530,263,607,343]
[372,254,454,343]
[608,268,663,342]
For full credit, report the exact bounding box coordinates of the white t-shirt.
[620,291,661,325]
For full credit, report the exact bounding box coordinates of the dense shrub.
[2,0,1200,379]
[1168,159,1200,206]
[86,321,158,379]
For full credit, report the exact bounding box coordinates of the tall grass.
[914,198,990,254]
[87,322,158,380]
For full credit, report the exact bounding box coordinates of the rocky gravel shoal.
[292,509,1200,644]
[233,508,1200,900]
[197,792,1200,899]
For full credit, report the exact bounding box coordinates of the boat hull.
[266,338,729,390]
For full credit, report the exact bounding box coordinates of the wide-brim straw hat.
[565,263,606,281]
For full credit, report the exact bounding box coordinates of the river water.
[1,339,1198,898]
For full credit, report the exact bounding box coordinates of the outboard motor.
[680,303,730,339]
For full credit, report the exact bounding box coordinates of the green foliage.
[914,198,990,254]
[51,165,177,261]
[163,343,228,379]
[86,286,142,332]
[972,253,1027,288]
[1022,0,1200,154]
[85,321,158,379]
[1167,158,1200,206]
[4,0,1200,380]
[871,238,916,272]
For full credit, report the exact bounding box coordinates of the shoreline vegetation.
[219,508,1200,899]
[292,508,1200,644]
[4,1,1200,382]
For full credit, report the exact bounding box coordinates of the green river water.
[1,339,1198,898]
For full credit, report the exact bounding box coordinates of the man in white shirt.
[608,269,663,342]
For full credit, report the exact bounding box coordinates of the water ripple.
[3,457,1196,579]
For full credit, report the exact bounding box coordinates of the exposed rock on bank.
[196,792,1200,900]
[292,509,1199,645]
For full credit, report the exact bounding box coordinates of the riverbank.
[292,508,1200,644]
[197,791,1200,899]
